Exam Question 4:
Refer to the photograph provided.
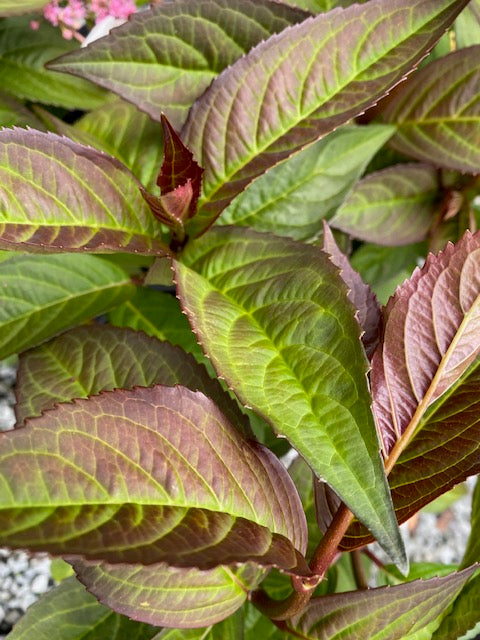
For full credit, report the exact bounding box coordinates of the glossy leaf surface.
[217,125,394,241]
[330,164,438,246]
[322,223,381,358]
[15,325,248,436]
[182,0,469,235]
[72,560,263,628]
[382,47,480,173]
[49,0,309,128]
[0,17,106,109]
[7,576,158,640]
[174,226,405,567]
[0,253,134,360]
[0,385,307,567]
[0,128,168,254]
[342,231,480,548]
[287,568,476,640]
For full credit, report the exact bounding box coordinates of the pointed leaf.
[330,164,439,246]
[36,99,164,192]
[382,47,480,173]
[0,385,307,569]
[141,115,204,234]
[48,0,310,128]
[182,0,469,236]
[0,128,169,254]
[72,560,263,628]
[341,231,480,548]
[461,479,480,568]
[15,325,249,437]
[322,222,382,358]
[287,567,476,640]
[431,571,480,640]
[0,253,134,359]
[7,576,159,640]
[107,288,205,364]
[217,125,394,241]
[154,608,243,639]
[174,225,405,567]
[0,17,106,109]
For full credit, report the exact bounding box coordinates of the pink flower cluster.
[40,0,136,40]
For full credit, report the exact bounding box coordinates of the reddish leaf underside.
[338,231,480,548]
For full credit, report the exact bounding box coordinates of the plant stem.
[351,550,368,590]
[251,502,354,620]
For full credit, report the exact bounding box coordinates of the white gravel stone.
[30,573,50,595]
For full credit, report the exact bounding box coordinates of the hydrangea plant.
[0,0,480,638]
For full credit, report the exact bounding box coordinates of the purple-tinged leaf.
[431,571,480,640]
[339,231,480,549]
[0,128,169,255]
[15,325,249,436]
[287,567,476,640]
[72,560,263,628]
[330,164,439,246]
[322,222,382,358]
[174,226,406,569]
[182,0,469,236]
[0,253,135,360]
[48,0,310,129]
[35,99,164,193]
[382,47,480,173]
[374,231,480,455]
[141,115,203,237]
[0,385,307,569]
[7,576,158,640]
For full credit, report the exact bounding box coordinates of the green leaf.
[217,125,394,241]
[0,91,44,129]
[154,608,244,640]
[0,128,169,255]
[461,479,480,568]
[35,100,164,192]
[182,0,469,236]
[7,576,159,640]
[382,562,460,585]
[72,560,263,628]
[0,385,307,569]
[48,0,309,128]
[244,603,286,640]
[330,164,439,246]
[287,567,476,640]
[455,0,480,48]
[341,231,480,549]
[15,324,249,437]
[350,243,426,305]
[108,288,205,364]
[174,225,405,569]
[0,253,134,359]
[431,570,480,640]
[382,47,480,173]
[0,0,47,15]
[0,17,106,109]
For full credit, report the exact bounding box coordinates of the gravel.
[0,364,477,637]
